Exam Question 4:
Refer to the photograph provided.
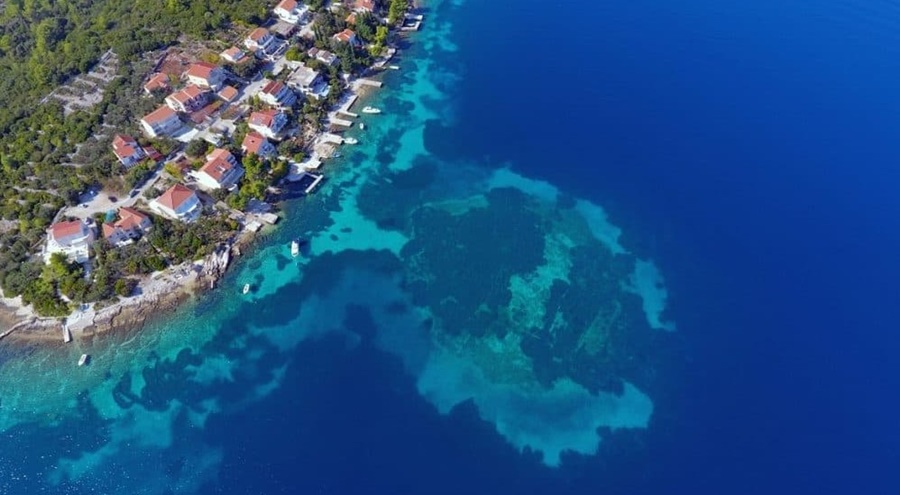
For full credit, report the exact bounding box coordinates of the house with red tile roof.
[184,62,227,90]
[332,29,361,47]
[248,109,288,139]
[257,79,297,108]
[220,47,247,64]
[140,106,182,138]
[353,0,376,13]
[165,85,210,113]
[274,0,310,23]
[111,134,146,168]
[102,207,153,247]
[244,27,277,54]
[144,73,170,95]
[150,184,202,222]
[44,220,96,263]
[193,149,245,190]
[218,85,240,103]
[241,131,276,158]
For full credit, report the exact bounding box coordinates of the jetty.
[321,133,344,146]
[402,14,424,31]
[302,173,325,194]
[63,325,72,343]
[357,78,383,89]
[329,115,354,127]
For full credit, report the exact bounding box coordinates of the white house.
[274,0,310,24]
[242,131,276,158]
[150,184,202,223]
[193,149,244,190]
[248,109,288,139]
[102,207,153,247]
[353,0,376,13]
[44,220,95,264]
[307,47,338,66]
[257,79,297,107]
[220,46,247,64]
[111,134,146,168]
[286,65,329,99]
[140,106,182,138]
[165,85,209,113]
[332,29,361,47]
[244,27,277,55]
[184,62,227,90]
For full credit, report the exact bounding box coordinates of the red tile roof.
[200,157,237,183]
[242,132,270,155]
[112,134,141,160]
[185,62,219,81]
[143,106,177,124]
[249,109,281,128]
[276,0,298,10]
[49,220,85,241]
[207,148,235,164]
[119,207,149,228]
[218,85,239,102]
[103,207,150,239]
[144,73,170,93]
[261,80,286,96]
[221,47,245,61]
[354,0,375,12]
[156,184,197,211]
[249,27,270,42]
[168,85,207,105]
[333,29,357,43]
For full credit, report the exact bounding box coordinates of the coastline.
[0,17,410,348]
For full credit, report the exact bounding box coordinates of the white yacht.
[78,354,89,366]
[343,137,358,145]
[291,239,300,257]
[361,106,382,114]
[359,122,365,130]
[242,283,251,294]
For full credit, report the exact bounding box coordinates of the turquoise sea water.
[0,1,679,492]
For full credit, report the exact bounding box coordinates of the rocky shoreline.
[0,231,250,347]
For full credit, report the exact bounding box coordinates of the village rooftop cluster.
[39,0,416,314]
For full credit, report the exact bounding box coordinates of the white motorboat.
[359,122,365,130]
[343,137,358,145]
[291,239,300,257]
[78,354,89,366]
[242,283,251,294]
[361,106,382,114]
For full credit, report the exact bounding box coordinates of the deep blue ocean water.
[1,0,899,493]
[443,0,900,492]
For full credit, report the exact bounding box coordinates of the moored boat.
[359,122,365,130]
[242,283,250,294]
[291,239,300,257]
[78,354,89,366]
[361,106,382,114]
[343,137,358,145]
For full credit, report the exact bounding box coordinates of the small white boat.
[388,65,400,70]
[359,122,365,130]
[343,137,358,145]
[361,106,382,114]
[78,354,89,366]
[242,283,250,294]
[291,239,300,257]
